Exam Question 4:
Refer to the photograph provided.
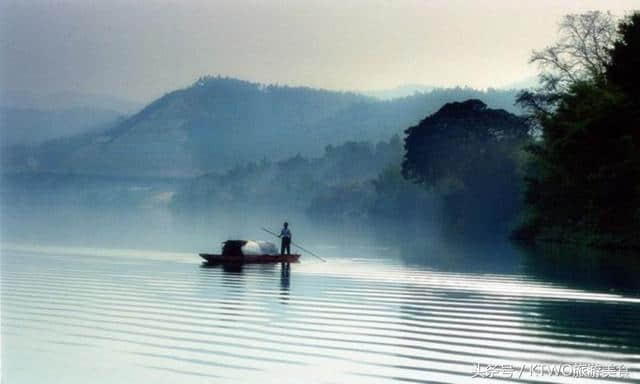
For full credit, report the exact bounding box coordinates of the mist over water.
[2,188,640,383]
[1,191,383,253]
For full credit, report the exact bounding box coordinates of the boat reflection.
[200,262,245,274]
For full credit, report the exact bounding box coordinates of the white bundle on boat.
[241,240,279,255]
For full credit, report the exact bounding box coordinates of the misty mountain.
[0,89,144,115]
[362,84,436,100]
[11,77,521,178]
[0,107,124,147]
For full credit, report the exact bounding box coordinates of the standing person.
[279,222,292,255]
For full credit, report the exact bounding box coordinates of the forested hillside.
[6,77,520,178]
[172,99,528,239]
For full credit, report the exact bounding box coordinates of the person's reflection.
[280,262,290,304]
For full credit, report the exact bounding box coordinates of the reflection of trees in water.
[517,244,640,354]
[391,241,640,373]
[394,237,524,275]
[518,244,640,295]
[530,299,640,354]
[395,281,640,373]
[391,237,639,295]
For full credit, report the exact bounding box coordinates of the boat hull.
[199,253,300,264]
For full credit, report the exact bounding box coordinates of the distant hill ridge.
[8,76,521,178]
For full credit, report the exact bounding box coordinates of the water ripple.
[2,246,639,383]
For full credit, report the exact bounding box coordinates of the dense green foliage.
[402,100,529,236]
[607,13,640,101]
[514,12,640,248]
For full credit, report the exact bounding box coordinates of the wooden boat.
[200,240,300,264]
[199,253,300,264]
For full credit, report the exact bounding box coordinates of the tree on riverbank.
[514,11,640,248]
[402,100,529,236]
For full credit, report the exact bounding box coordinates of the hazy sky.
[1,0,639,103]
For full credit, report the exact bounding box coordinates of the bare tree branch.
[519,11,618,114]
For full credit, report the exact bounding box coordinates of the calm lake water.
[1,241,639,383]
